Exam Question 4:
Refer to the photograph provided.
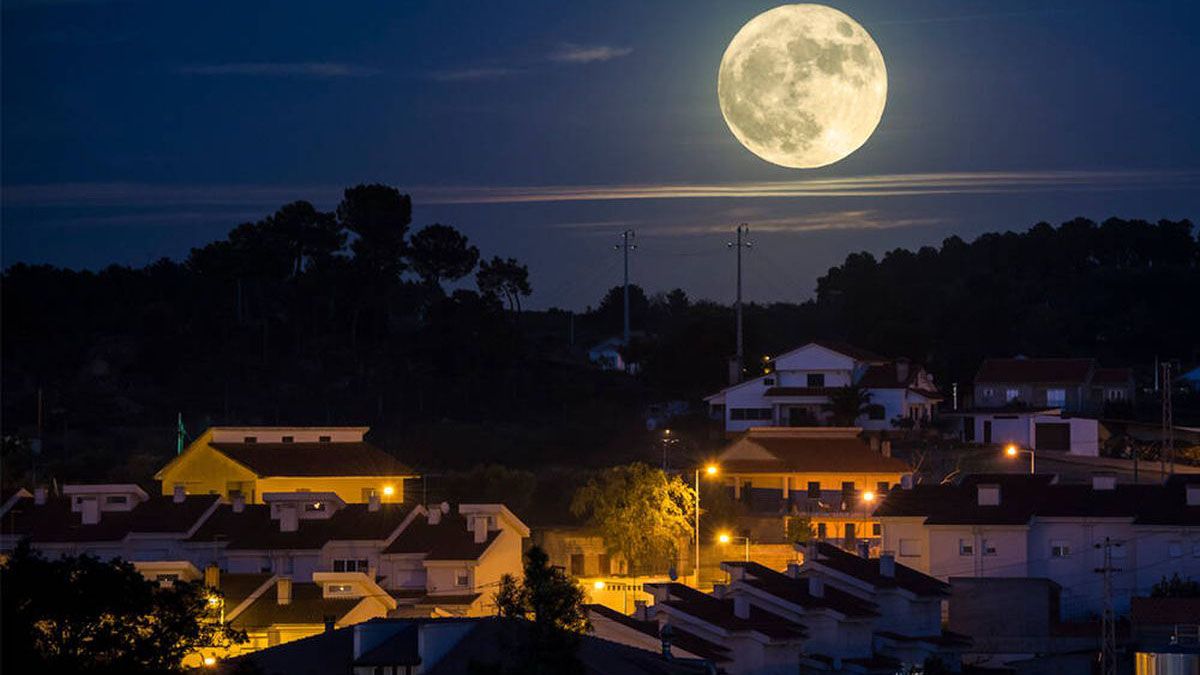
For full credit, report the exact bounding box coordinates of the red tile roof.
[804,542,949,597]
[649,582,806,640]
[724,561,879,617]
[719,434,910,474]
[382,513,498,560]
[188,503,410,550]
[975,358,1095,384]
[1,494,218,543]
[210,442,414,477]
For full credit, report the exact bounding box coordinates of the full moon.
[718,4,887,169]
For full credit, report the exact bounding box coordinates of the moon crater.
[718,4,887,169]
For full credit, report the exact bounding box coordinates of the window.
[959,539,974,556]
[763,377,775,386]
[570,554,585,576]
[1046,389,1066,407]
[841,481,856,494]
[305,502,327,512]
[105,495,128,505]
[899,539,920,557]
[807,373,825,388]
[333,559,369,573]
[1005,389,1020,402]
[817,523,827,539]
[1169,541,1183,558]
[983,388,995,399]
[281,436,294,444]
[318,435,332,443]
[598,554,611,575]
[361,488,377,501]
[1051,540,1071,558]
[327,584,353,594]
[1106,389,1126,401]
[455,571,469,587]
[982,539,997,556]
[807,482,821,498]
[243,436,257,443]
[872,523,881,536]
[730,408,772,421]
[877,481,889,493]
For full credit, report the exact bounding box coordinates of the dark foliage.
[491,546,590,674]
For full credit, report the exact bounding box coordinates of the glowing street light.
[593,580,606,590]
[695,463,720,587]
[203,656,217,667]
[1005,443,1035,474]
[717,531,750,562]
[382,485,395,498]
[861,490,876,504]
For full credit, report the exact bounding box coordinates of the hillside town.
[3,340,1197,674]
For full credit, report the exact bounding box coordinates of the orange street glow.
[1005,444,1018,457]
[382,485,395,497]
[718,532,731,544]
[862,490,876,503]
[203,656,217,667]
[593,580,606,590]
[705,464,719,476]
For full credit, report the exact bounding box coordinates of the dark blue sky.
[3,0,1197,309]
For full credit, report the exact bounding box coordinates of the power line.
[614,230,637,345]
[728,224,751,383]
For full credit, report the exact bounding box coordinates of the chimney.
[633,600,648,620]
[900,474,914,490]
[881,440,892,458]
[1187,485,1200,507]
[1092,475,1116,491]
[173,485,186,503]
[428,506,442,525]
[896,360,910,383]
[276,577,292,605]
[368,494,381,512]
[711,583,727,598]
[869,436,881,452]
[204,563,220,589]
[80,498,100,525]
[879,554,896,578]
[324,615,336,633]
[34,487,47,506]
[473,516,488,544]
[279,506,299,533]
[977,484,1001,506]
[231,493,246,513]
[733,595,750,619]
[808,576,824,598]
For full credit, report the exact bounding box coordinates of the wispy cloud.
[177,62,379,78]
[5,170,1194,212]
[549,43,633,64]
[427,67,521,82]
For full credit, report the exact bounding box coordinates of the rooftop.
[718,429,910,475]
[1,493,219,543]
[975,357,1095,384]
[188,503,411,550]
[802,542,950,597]
[210,441,414,477]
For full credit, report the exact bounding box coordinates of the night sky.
[3,0,1197,309]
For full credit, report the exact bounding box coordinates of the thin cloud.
[427,67,521,82]
[655,211,945,236]
[549,44,633,64]
[177,62,379,78]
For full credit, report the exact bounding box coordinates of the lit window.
[982,539,997,556]
[328,584,353,594]
[899,539,920,557]
[1051,540,1071,558]
[305,502,326,512]
[959,539,974,556]
[1005,389,1020,402]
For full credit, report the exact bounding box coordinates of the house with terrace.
[156,426,418,504]
[706,341,942,434]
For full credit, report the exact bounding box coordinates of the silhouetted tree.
[337,184,412,278]
[408,224,480,288]
[824,385,872,426]
[476,257,531,313]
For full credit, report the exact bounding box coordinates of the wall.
[928,526,1029,579]
[158,440,258,499]
[257,477,407,505]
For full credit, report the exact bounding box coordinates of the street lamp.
[718,532,750,562]
[695,463,719,587]
[1005,443,1035,474]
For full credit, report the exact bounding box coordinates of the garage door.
[1035,423,1071,451]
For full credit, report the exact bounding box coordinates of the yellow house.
[156,427,417,504]
[715,426,911,545]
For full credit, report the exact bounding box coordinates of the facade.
[156,426,417,504]
[948,407,1102,455]
[972,357,1134,414]
[706,342,942,434]
[607,544,964,674]
[715,427,912,549]
[873,473,1200,619]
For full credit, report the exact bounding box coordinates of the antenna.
[614,230,637,346]
[727,224,752,383]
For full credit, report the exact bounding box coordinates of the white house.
[946,407,1101,456]
[873,473,1200,619]
[705,342,942,434]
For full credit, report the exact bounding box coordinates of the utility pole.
[615,230,637,345]
[727,224,751,382]
[1162,362,1174,477]
[1095,537,1121,675]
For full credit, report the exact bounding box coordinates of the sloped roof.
[649,582,806,640]
[808,341,889,363]
[231,581,361,630]
[718,432,910,475]
[1,494,218,543]
[764,386,835,397]
[804,542,949,597]
[975,358,1094,384]
[210,442,414,477]
[218,573,275,609]
[724,561,879,617]
[1091,367,1134,385]
[382,513,498,560]
[188,503,410,550]
[586,604,732,663]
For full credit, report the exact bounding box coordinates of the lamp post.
[695,464,718,588]
[718,532,750,562]
[1005,443,1035,474]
